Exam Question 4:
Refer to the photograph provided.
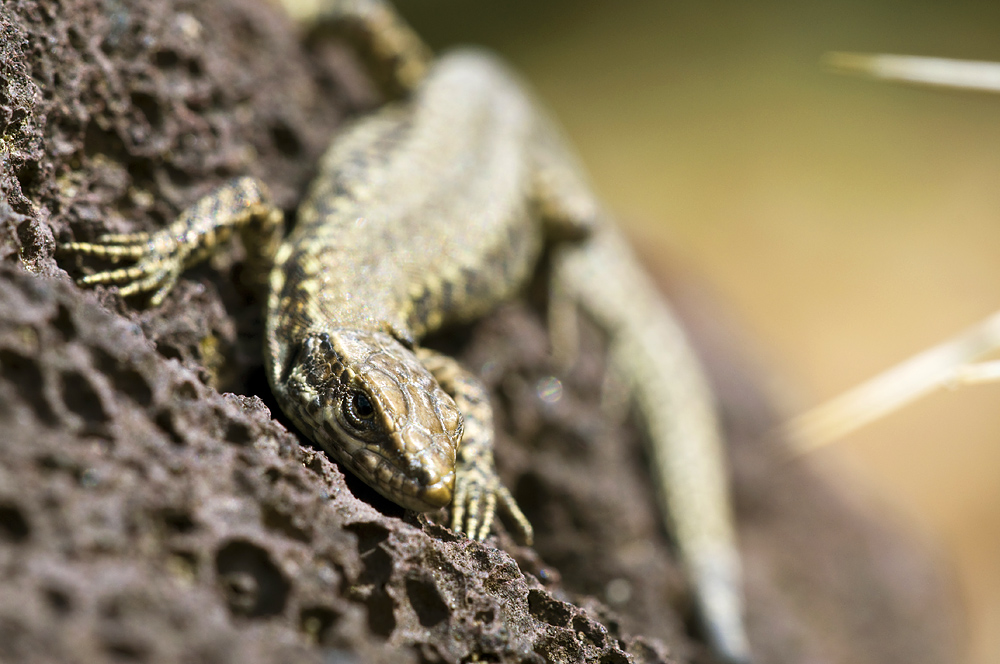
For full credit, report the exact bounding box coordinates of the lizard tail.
[555,226,751,663]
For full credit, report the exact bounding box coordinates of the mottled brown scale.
[266,55,544,366]
[259,51,565,532]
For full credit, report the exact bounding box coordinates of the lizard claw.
[451,454,533,545]
[59,177,280,306]
[61,229,192,304]
[414,347,535,546]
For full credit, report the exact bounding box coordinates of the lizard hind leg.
[530,109,607,371]
[415,347,534,546]
[529,109,603,243]
[276,0,433,98]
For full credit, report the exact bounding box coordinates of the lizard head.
[281,329,461,512]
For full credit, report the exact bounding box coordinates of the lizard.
[60,1,750,661]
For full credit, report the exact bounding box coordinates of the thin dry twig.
[786,310,1000,454]
[786,52,1000,453]
[825,52,1000,92]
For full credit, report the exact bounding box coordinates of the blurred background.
[394,1,1000,662]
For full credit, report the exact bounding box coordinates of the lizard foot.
[414,346,535,546]
[59,177,282,306]
[60,228,195,306]
[451,445,533,546]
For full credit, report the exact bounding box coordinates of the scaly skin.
[61,1,748,660]
[554,228,749,662]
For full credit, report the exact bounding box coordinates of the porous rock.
[0,1,961,663]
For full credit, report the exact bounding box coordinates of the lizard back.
[266,50,545,384]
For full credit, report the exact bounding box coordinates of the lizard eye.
[343,391,376,429]
[353,392,374,418]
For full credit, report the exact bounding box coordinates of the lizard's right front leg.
[60,177,284,305]
[416,347,534,545]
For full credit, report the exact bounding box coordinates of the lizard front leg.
[415,347,534,545]
[60,177,284,305]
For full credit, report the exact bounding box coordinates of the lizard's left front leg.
[415,347,534,545]
[60,177,284,305]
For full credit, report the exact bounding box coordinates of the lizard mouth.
[281,390,457,513]
[349,446,455,512]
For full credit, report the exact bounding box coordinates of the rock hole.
[573,616,606,648]
[42,586,73,615]
[175,379,199,401]
[353,544,396,636]
[61,370,109,426]
[270,121,302,157]
[343,524,396,636]
[604,618,623,640]
[36,454,63,473]
[152,49,180,68]
[0,349,55,422]
[474,609,495,625]
[302,453,325,475]
[160,508,196,533]
[154,409,185,445]
[261,503,311,543]
[346,521,390,555]
[114,366,153,407]
[102,638,149,662]
[405,576,449,628]
[224,419,252,446]
[43,587,73,615]
[599,650,629,664]
[164,164,193,187]
[92,348,153,407]
[156,342,183,362]
[15,159,42,200]
[366,588,396,637]
[83,119,126,160]
[357,544,392,587]
[130,92,163,129]
[125,158,155,184]
[527,589,571,627]
[66,26,85,51]
[52,303,76,338]
[215,539,289,618]
[0,503,30,543]
[100,595,122,620]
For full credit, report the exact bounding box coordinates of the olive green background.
[396,2,1000,662]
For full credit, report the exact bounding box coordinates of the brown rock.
[0,1,962,663]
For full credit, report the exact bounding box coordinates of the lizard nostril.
[409,458,428,481]
[419,474,454,509]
